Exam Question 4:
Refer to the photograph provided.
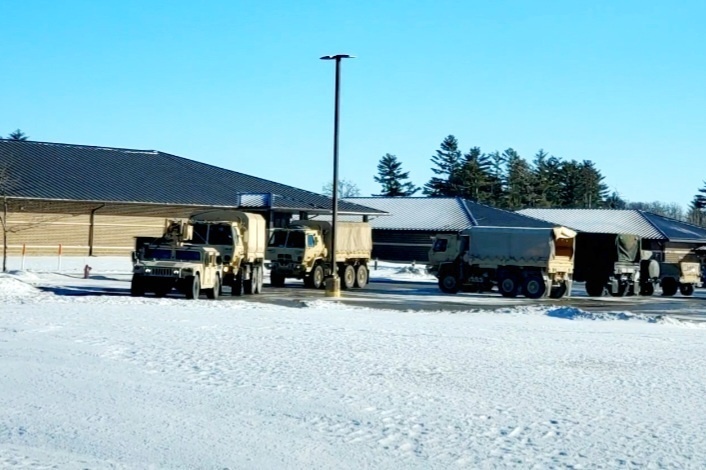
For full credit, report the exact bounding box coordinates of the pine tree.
[605,191,627,209]
[486,150,507,206]
[373,153,419,197]
[578,160,608,208]
[557,160,582,207]
[7,129,28,141]
[454,147,493,202]
[423,135,462,197]
[504,149,534,209]
[531,150,562,208]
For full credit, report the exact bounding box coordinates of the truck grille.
[150,267,177,277]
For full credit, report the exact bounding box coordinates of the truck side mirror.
[131,251,137,262]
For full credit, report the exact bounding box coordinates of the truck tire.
[679,283,695,296]
[270,272,285,288]
[639,282,655,296]
[304,264,324,289]
[355,265,368,288]
[255,266,264,294]
[206,275,220,300]
[232,273,244,296]
[185,274,200,299]
[498,275,519,298]
[130,275,145,297]
[585,278,605,297]
[549,282,568,299]
[523,275,546,299]
[341,265,356,289]
[661,277,678,297]
[439,273,460,294]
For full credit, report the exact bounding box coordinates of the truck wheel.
[255,266,264,294]
[270,272,285,288]
[523,275,546,299]
[232,274,244,296]
[305,264,324,289]
[439,273,460,294]
[585,279,605,297]
[498,275,519,298]
[661,277,678,296]
[130,276,145,297]
[639,282,655,296]
[355,265,368,288]
[185,274,200,299]
[679,283,695,296]
[549,282,568,299]
[206,275,220,300]
[246,266,261,294]
[341,265,356,289]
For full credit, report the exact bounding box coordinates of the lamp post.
[320,53,354,297]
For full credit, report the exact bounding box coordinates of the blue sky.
[2,0,705,209]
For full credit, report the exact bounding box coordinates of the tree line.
[372,134,706,226]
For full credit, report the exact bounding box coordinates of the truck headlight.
[144,268,152,273]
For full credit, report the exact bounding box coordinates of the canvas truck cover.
[462,226,576,266]
[190,210,267,260]
[292,220,372,261]
[616,234,640,263]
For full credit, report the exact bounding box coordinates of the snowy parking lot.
[1,257,706,468]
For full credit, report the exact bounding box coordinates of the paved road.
[239,279,706,321]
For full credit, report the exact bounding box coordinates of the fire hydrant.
[83,264,92,279]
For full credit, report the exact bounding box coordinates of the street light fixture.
[320,53,355,297]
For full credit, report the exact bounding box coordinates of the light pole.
[320,53,354,297]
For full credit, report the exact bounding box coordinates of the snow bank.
[0,275,43,301]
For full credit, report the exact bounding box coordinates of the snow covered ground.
[1,257,706,468]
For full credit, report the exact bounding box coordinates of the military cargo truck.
[428,226,576,298]
[131,223,223,299]
[266,220,372,289]
[654,247,701,296]
[187,210,267,296]
[574,233,660,297]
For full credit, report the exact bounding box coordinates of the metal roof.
[0,139,384,216]
[345,197,553,231]
[517,208,706,242]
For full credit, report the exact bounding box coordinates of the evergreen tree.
[604,191,627,209]
[7,129,28,141]
[578,160,608,208]
[373,153,419,197]
[486,150,507,206]
[531,150,562,208]
[423,135,462,197]
[687,196,706,226]
[503,149,534,209]
[557,160,583,207]
[455,146,492,202]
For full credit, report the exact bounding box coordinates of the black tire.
[585,279,605,297]
[639,282,655,296]
[270,271,285,288]
[243,270,254,294]
[661,277,678,297]
[130,275,145,297]
[679,283,695,296]
[354,265,368,288]
[523,275,546,299]
[312,264,325,289]
[549,282,568,299]
[231,273,244,296]
[185,274,200,300]
[498,275,519,298]
[255,266,264,294]
[439,273,460,294]
[206,275,220,300]
[341,265,356,289]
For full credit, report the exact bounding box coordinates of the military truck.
[266,220,372,289]
[428,226,576,299]
[575,233,660,297]
[131,223,223,299]
[653,247,701,296]
[187,210,267,296]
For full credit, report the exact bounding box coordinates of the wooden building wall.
[5,212,167,256]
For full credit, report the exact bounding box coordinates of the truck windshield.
[142,248,201,261]
[190,223,233,245]
[432,239,448,252]
[267,230,305,248]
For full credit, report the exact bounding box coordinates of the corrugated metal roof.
[641,212,706,243]
[345,197,553,231]
[517,208,666,239]
[0,139,383,216]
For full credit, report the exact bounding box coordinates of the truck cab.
[266,227,327,282]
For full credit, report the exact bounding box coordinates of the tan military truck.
[428,226,576,298]
[653,247,701,296]
[266,220,372,289]
[131,230,223,300]
[187,210,267,296]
